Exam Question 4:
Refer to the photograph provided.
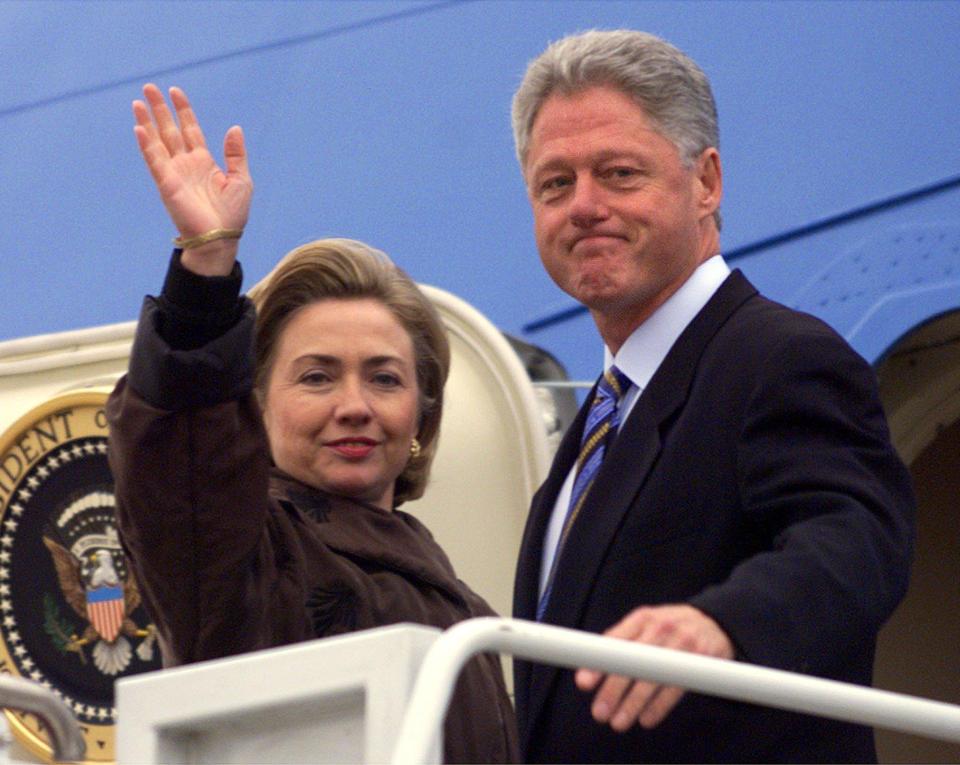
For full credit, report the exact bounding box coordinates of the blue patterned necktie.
[537,365,632,620]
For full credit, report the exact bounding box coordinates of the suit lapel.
[513,393,594,620]
[520,386,667,750]
[512,393,594,732]
[517,271,757,750]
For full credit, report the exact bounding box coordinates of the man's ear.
[694,147,722,219]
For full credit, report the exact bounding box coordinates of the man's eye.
[604,166,639,180]
[538,176,572,199]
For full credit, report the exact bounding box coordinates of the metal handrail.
[532,380,593,390]
[390,617,960,764]
[0,674,85,762]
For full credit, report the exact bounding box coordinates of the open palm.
[133,84,252,240]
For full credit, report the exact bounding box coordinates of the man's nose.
[568,177,610,227]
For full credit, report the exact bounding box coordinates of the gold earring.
[409,438,421,458]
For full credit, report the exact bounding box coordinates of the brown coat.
[107,296,518,763]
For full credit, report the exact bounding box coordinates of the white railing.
[391,617,960,764]
[0,674,85,762]
[0,322,135,377]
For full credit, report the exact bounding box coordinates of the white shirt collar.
[604,255,731,391]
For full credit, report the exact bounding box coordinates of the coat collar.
[269,471,468,608]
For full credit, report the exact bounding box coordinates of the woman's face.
[262,298,420,510]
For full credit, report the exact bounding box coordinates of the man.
[510,30,914,763]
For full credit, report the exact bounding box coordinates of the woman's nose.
[334,379,373,423]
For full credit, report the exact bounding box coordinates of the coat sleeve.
[107,293,274,665]
[689,323,915,677]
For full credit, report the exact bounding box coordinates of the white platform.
[116,624,442,765]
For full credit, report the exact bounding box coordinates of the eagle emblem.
[0,394,163,761]
[42,491,155,676]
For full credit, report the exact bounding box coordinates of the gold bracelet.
[173,228,244,249]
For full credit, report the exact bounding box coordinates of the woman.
[107,84,519,763]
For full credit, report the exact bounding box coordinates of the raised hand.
[133,83,253,275]
[575,604,734,731]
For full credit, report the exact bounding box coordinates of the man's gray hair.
[512,29,719,171]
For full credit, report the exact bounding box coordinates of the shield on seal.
[86,586,124,642]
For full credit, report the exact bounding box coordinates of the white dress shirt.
[538,255,731,597]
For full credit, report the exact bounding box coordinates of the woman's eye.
[300,371,331,385]
[372,372,401,388]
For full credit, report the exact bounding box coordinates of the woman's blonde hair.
[247,238,450,507]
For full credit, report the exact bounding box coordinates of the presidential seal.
[0,389,161,763]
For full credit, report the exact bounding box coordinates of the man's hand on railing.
[392,617,960,764]
[574,604,735,731]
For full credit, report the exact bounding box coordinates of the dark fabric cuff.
[127,296,257,411]
[156,249,245,350]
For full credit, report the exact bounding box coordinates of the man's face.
[524,85,721,350]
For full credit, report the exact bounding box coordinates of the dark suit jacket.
[513,271,914,763]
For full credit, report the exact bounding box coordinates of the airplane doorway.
[874,310,960,763]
